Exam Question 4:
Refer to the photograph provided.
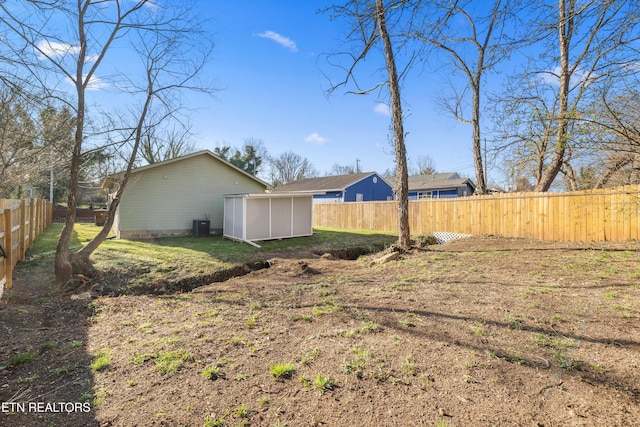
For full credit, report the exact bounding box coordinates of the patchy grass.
[91,348,112,372]
[269,362,297,380]
[6,226,640,426]
[6,352,36,367]
[68,224,396,293]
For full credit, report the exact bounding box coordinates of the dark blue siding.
[343,174,393,202]
[409,186,473,199]
[438,189,458,198]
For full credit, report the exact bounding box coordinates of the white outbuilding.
[223,193,314,245]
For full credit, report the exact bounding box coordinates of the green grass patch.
[201,364,225,380]
[154,350,191,375]
[313,374,335,394]
[52,364,77,376]
[269,362,297,379]
[130,350,190,375]
[40,341,55,351]
[7,352,36,367]
[91,348,112,371]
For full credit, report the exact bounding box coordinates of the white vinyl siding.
[117,154,266,237]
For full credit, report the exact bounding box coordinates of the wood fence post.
[4,208,12,289]
[36,199,42,238]
[19,200,26,261]
[29,199,38,247]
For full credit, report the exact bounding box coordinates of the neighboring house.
[390,173,476,199]
[486,186,505,194]
[103,150,270,239]
[273,172,394,203]
[409,173,476,199]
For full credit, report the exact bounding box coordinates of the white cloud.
[36,40,99,63]
[540,66,598,88]
[66,74,108,91]
[85,74,108,91]
[85,53,100,63]
[374,103,391,116]
[257,30,298,52]
[305,132,328,144]
[36,40,80,60]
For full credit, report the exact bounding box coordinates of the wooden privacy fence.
[313,184,640,242]
[0,198,53,295]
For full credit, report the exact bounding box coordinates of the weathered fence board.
[313,185,640,243]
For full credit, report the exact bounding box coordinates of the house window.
[356,193,364,202]
[417,191,432,199]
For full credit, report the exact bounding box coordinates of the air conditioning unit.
[192,219,210,237]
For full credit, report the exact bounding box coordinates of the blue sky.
[190,1,476,179]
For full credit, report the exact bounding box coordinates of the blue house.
[388,173,476,199]
[273,172,394,203]
[406,173,475,199]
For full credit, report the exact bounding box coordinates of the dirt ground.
[1,236,639,426]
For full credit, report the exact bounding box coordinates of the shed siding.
[245,198,270,240]
[270,198,292,238]
[118,154,266,238]
[292,197,313,235]
[223,194,313,242]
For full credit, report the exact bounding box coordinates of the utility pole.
[355,158,360,173]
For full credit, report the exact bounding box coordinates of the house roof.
[387,173,476,192]
[273,172,387,193]
[407,174,475,191]
[408,177,476,191]
[103,150,271,190]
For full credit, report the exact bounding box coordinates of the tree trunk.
[54,1,94,286]
[534,0,571,192]
[376,0,410,249]
[563,162,577,191]
[471,79,486,194]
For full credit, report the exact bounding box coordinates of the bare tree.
[267,151,318,187]
[570,88,640,189]
[0,86,75,200]
[410,154,436,176]
[494,0,640,191]
[0,85,37,197]
[0,1,215,285]
[327,163,356,176]
[413,0,526,194]
[324,0,413,248]
[140,125,199,165]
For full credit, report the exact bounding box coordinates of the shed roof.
[103,150,271,190]
[273,172,387,193]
